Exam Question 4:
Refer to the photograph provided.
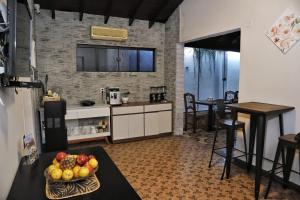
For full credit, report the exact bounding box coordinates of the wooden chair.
[208,99,248,179]
[264,134,300,199]
[184,93,203,133]
[225,90,238,103]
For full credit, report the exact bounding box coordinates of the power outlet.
[100,88,105,93]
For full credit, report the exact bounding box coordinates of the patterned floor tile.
[97,130,300,199]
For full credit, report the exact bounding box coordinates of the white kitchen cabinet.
[145,112,160,136]
[129,114,144,138]
[112,103,172,142]
[63,105,111,144]
[158,111,172,133]
[113,114,144,140]
[112,115,129,140]
[145,110,172,136]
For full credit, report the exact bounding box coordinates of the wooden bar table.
[195,100,230,131]
[194,100,216,131]
[226,102,294,200]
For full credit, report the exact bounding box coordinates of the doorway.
[184,31,241,111]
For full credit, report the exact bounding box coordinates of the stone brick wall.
[35,8,184,135]
[164,8,184,135]
[35,10,165,105]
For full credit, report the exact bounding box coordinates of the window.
[76,44,155,72]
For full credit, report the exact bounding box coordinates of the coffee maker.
[106,87,122,105]
[150,86,167,102]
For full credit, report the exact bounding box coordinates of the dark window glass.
[139,50,154,72]
[119,49,137,72]
[76,45,155,72]
[76,47,96,71]
[95,47,118,72]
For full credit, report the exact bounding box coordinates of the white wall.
[0,87,37,199]
[180,0,300,184]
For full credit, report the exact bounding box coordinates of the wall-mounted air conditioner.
[91,26,128,41]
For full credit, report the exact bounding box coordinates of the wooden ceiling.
[185,31,241,52]
[34,0,184,28]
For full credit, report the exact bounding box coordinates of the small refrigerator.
[41,100,67,152]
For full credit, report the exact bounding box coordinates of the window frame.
[76,44,156,72]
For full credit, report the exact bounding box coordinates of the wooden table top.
[227,102,294,115]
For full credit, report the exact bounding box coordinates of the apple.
[52,158,58,165]
[73,165,81,178]
[62,169,74,181]
[54,162,60,169]
[78,167,89,177]
[84,163,94,173]
[56,152,67,162]
[76,154,88,166]
[51,168,62,180]
[48,165,56,175]
[88,158,98,169]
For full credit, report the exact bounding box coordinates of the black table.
[7,147,141,200]
[195,100,230,131]
[226,102,294,200]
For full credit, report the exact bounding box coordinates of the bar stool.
[208,99,248,179]
[264,134,300,199]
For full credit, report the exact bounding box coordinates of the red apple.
[84,163,94,173]
[76,154,88,166]
[56,152,67,162]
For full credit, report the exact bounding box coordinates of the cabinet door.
[145,112,159,136]
[129,114,144,138]
[112,115,129,140]
[159,111,172,133]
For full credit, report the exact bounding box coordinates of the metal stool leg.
[242,126,248,163]
[209,126,219,168]
[184,112,187,131]
[221,158,226,180]
[282,147,295,188]
[264,141,282,199]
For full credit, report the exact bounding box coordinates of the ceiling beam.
[104,15,110,24]
[79,12,83,21]
[51,9,55,19]
[104,0,113,24]
[149,0,171,28]
[79,0,84,21]
[148,21,155,28]
[128,0,145,26]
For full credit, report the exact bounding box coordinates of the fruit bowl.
[44,152,99,183]
[44,166,98,183]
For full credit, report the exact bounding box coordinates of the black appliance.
[44,100,67,152]
[80,100,95,106]
[150,86,167,102]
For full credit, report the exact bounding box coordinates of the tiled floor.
[102,131,299,200]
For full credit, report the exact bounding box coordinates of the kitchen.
[35,6,177,149]
[1,0,300,199]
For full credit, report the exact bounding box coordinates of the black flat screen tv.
[0,0,32,77]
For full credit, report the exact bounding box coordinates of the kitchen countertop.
[65,101,172,110]
[110,101,172,107]
[67,103,110,110]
